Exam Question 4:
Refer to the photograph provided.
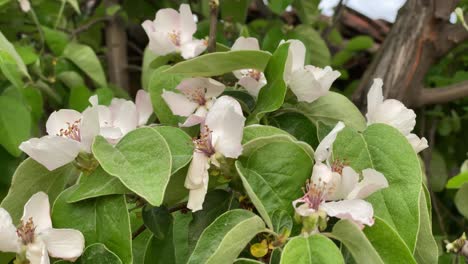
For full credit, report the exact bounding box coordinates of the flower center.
[245,69,262,81]
[302,177,334,210]
[331,160,347,175]
[57,119,81,141]
[16,217,36,245]
[182,87,207,105]
[194,125,216,157]
[168,30,181,46]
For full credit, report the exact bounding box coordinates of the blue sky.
[319,0,406,22]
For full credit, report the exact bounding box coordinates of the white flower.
[282,39,341,103]
[366,78,428,153]
[89,90,153,144]
[0,192,84,263]
[142,4,207,59]
[162,77,225,127]
[231,37,267,97]
[18,0,30,12]
[292,122,388,228]
[19,107,100,171]
[185,96,245,211]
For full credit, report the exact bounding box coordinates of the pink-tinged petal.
[205,96,245,158]
[179,4,197,43]
[96,105,112,128]
[143,23,178,57]
[321,199,375,227]
[292,197,316,217]
[0,208,20,253]
[46,109,82,136]
[177,77,224,99]
[311,163,334,186]
[41,228,84,261]
[80,106,100,152]
[366,97,416,136]
[88,95,98,106]
[314,121,345,163]
[185,151,210,188]
[406,134,428,153]
[203,78,225,98]
[328,166,359,201]
[283,39,306,82]
[305,65,341,92]
[347,169,389,200]
[26,240,49,264]
[238,75,267,98]
[180,107,207,127]
[19,136,81,171]
[231,37,260,51]
[22,192,52,233]
[100,127,123,144]
[110,100,138,136]
[366,78,384,115]
[154,8,180,34]
[135,90,153,126]
[288,68,327,103]
[161,90,199,116]
[180,39,207,59]
[19,0,31,12]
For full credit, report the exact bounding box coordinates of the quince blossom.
[19,107,100,171]
[283,39,341,103]
[89,90,153,143]
[142,4,207,59]
[366,78,428,153]
[293,122,388,229]
[0,192,84,263]
[162,77,225,127]
[185,96,245,211]
[231,37,267,97]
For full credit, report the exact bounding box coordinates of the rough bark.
[105,0,129,91]
[352,0,468,108]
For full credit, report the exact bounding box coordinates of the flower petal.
[283,39,306,82]
[328,166,359,200]
[180,108,207,127]
[187,182,208,212]
[177,77,225,99]
[41,228,85,261]
[22,192,52,233]
[366,78,384,115]
[88,95,98,106]
[238,75,267,98]
[205,96,245,158]
[179,4,197,43]
[231,37,260,51]
[346,169,389,200]
[366,97,416,136]
[110,100,138,136]
[185,151,210,188]
[161,90,199,117]
[19,0,31,12]
[292,197,315,217]
[180,39,207,59]
[135,90,153,126]
[80,106,100,152]
[0,208,20,253]
[311,163,333,185]
[314,121,345,163]
[406,133,428,153]
[154,8,180,34]
[288,68,328,103]
[45,109,82,136]
[26,240,49,264]
[306,65,341,93]
[19,136,81,171]
[321,199,375,227]
[144,26,178,56]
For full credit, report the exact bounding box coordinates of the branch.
[437,15,468,56]
[417,80,468,106]
[72,17,109,37]
[207,0,219,53]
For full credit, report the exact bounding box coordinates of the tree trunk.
[352,0,468,108]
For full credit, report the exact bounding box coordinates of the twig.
[128,41,144,55]
[207,0,219,53]
[132,224,146,240]
[72,17,110,37]
[54,0,66,29]
[418,80,468,106]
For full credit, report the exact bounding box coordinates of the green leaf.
[163,166,189,206]
[271,209,292,234]
[148,66,185,126]
[269,0,293,14]
[271,112,319,147]
[67,166,130,203]
[187,209,266,264]
[455,183,468,218]
[234,258,264,264]
[280,234,344,264]
[14,44,38,65]
[92,128,172,206]
[63,42,107,88]
[173,211,192,264]
[1,158,77,223]
[446,171,468,189]
[242,124,293,144]
[188,190,238,252]
[345,36,374,52]
[77,243,123,264]
[65,0,81,14]
[143,207,176,263]
[333,124,422,251]
[42,26,69,56]
[143,205,172,239]
[0,50,24,87]
[58,71,86,88]
[281,92,366,131]
[331,220,384,264]
[69,86,93,111]
[0,31,29,79]
[364,217,417,263]
[52,187,132,264]
[247,43,289,124]
[164,50,271,77]
[291,0,320,24]
[220,0,250,23]
[429,150,448,192]
[236,135,313,228]
[132,230,152,264]
[287,25,330,67]
[414,186,438,264]
[0,95,31,156]
[142,47,160,90]
[151,126,194,174]
[21,86,43,122]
